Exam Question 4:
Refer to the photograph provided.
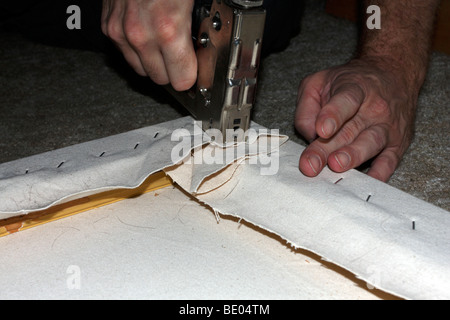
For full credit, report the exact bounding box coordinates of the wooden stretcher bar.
[0,171,172,238]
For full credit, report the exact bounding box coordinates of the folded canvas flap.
[0,117,198,217]
[169,133,288,194]
[0,116,449,300]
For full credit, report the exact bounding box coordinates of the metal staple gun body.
[167,0,266,142]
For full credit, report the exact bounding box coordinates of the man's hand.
[295,0,440,182]
[296,58,414,182]
[101,0,197,91]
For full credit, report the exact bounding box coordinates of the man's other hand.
[295,58,416,182]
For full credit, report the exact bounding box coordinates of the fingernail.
[334,152,351,169]
[307,155,322,174]
[322,118,336,137]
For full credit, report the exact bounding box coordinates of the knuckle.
[340,86,364,107]
[368,127,386,152]
[106,22,123,42]
[154,16,179,45]
[299,70,327,92]
[332,71,365,91]
[338,118,362,145]
[368,98,390,118]
[295,116,309,129]
[124,21,148,49]
[298,76,310,91]
[376,152,398,174]
[339,126,356,145]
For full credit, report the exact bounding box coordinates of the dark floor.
[0,1,449,211]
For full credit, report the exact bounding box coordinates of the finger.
[158,1,197,91]
[137,46,171,84]
[156,13,197,91]
[121,44,150,77]
[316,83,365,138]
[299,116,367,176]
[366,148,401,182]
[114,36,149,77]
[102,5,148,77]
[122,23,170,83]
[298,140,327,177]
[125,14,196,90]
[327,125,388,173]
[295,72,327,142]
[159,25,197,91]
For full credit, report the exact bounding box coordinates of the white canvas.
[1,117,448,299]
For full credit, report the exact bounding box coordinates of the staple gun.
[167,0,266,142]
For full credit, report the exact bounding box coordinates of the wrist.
[356,54,424,98]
